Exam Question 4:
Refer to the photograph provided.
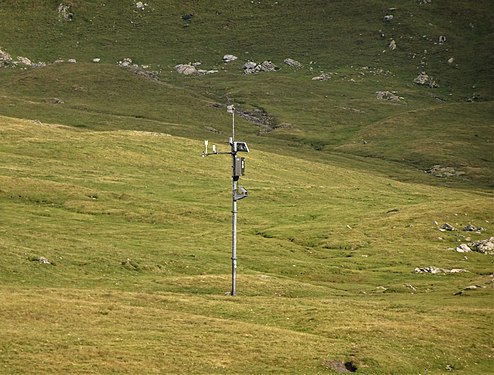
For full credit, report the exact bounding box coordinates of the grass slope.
[0,1,493,188]
[0,1,493,374]
[0,117,493,374]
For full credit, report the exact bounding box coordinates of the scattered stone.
[135,1,146,10]
[175,63,217,76]
[454,285,485,295]
[242,60,279,74]
[440,223,456,231]
[425,165,465,178]
[375,90,402,102]
[237,107,272,127]
[388,39,397,50]
[118,57,133,67]
[127,65,160,81]
[284,58,302,67]
[0,47,13,66]
[455,244,471,253]
[121,258,140,271]
[30,256,51,264]
[463,224,484,232]
[260,60,279,72]
[223,54,238,63]
[438,35,446,44]
[383,15,394,22]
[175,64,196,75]
[312,73,330,81]
[468,237,494,255]
[116,58,160,80]
[32,61,48,68]
[67,58,77,63]
[242,61,258,73]
[415,266,468,274]
[197,69,218,75]
[447,57,454,64]
[16,56,32,66]
[57,3,74,21]
[92,58,101,63]
[414,72,439,88]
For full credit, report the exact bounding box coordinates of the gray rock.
[468,237,494,255]
[223,54,238,63]
[462,224,484,232]
[0,48,12,66]
[17,56,32,66]
[456,244,471,253]
[260,60,278,72]
[440,223,456,231]
[243,60,279,74]
[414,72,439,88]
[383,15,394,22]
[243,61,258,74]
[426,165,465,178]
[376,90,401,101]
[284,58,302,67]
[118,58,133,67]
[175,64,197,75]
[29,256,51,264]
[312,73,330,81]
[415,266,468,274]
[57,3,74,21]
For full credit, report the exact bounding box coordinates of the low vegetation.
[0,1,492,374]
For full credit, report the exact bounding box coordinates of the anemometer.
[202,104,249,296]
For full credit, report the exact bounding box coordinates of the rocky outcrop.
[223,54,238,63]
[175,63,218,75]
[376,91,402,102]
[243,60,279,74]
[425,165,465,178]
[0,48,12,66]
[415,266,468,274]
[284,58,302,67]
[312,73,330,81]
[57,3,74,21]
[469,237,494,255]
[414,72,439,88]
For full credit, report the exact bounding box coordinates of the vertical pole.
[231,178,237,296]
[230,107,237,296]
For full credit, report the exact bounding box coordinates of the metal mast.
[202,104,249,296]
[230,106,238,296]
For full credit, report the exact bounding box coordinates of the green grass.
[0,1,493,373]
[0,117,493,374]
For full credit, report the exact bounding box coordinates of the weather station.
[202,105,249,296]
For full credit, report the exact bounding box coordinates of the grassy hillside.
[0,1,493,186]
[0,1,493,374]
[1,116,493,374]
